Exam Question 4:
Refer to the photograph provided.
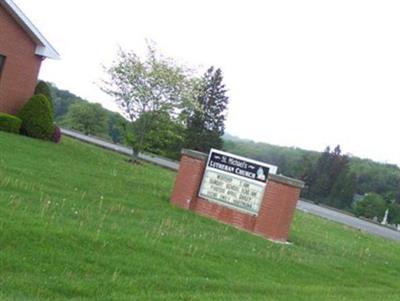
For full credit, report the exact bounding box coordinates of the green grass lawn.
[0,131,400,301]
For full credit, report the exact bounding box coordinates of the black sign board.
[199,149,278,214]
[208,150,270,184]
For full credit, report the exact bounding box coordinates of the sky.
[14,0,400,166]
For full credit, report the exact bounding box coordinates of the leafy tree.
[107,112,127,144]
[354,193,387,221]
[128,111,185,160]
[47,82,129,143]
[350,158,400,201]
[388,202,400,225]
[63,102,108,137]
[185,66,229,152]
[101,43,191,161]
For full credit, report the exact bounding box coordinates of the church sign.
[199,149,278,215]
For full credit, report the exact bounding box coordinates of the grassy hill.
[0,132,400,301]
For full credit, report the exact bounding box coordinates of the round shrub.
[18,94,54,140]
[34,81,53,113]
[53,126,62,144]
[0,113,22,134]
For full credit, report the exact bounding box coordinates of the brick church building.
[0,0,59,115]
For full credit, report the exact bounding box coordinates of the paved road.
[297,200,400,241]
[61,128,400,241]
[61,128,179,170]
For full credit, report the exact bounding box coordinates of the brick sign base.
[171,149,305,242]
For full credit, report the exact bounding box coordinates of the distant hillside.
[223,135,400,201]
[51,84,85,120]
[48,83,128,144]
[223,134,319,178]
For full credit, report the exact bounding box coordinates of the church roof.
[0,0,60,59]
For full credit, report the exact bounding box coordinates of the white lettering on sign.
[199,149,278,215]
[200,170,265,213]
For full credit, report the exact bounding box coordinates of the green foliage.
[223,137,320,179]
[18,94,54,140]
[0,113,22,134]
[329,171,357,209]
[388,202,400,224]
[107,112,127,144]
[301,145,359,209]
[306,146,353,202]
[46,83,128,144]
[185,67,229,152]
[101,43,192,159]
[34,80,54,113]
[224,142,358,209]
[350,158,400,201]
[48,83,82,120]
[224,136,400,221]
[354,193,387,221]
[223,137,400,205]
[129,111,185,160]
[1,132,400,300]
[62,102,108,137]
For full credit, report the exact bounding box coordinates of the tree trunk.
[132,113,151,163]
[130,148,141,163]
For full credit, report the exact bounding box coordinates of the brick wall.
[254,179,301,241]
[170,149,304,242]
[0,4,42,115]
[195,198,257,231]
[171,152,207,210]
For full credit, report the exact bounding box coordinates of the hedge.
[18,94,54,140]
[34,81,53,114]
[0,113,22,134]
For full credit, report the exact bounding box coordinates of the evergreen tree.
[306,145,352,204]
[185,67,229,152]
[34,81,54,113]
[328,145,349,189]
[307,146,331,199]
[329,171,357,209]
